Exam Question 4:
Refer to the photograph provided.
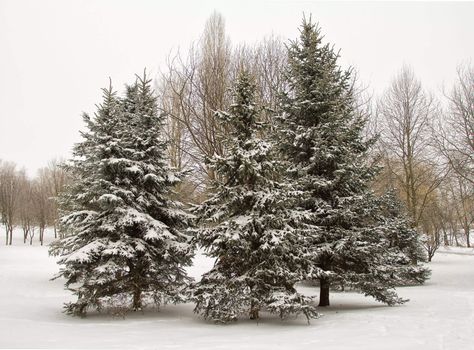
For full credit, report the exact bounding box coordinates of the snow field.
[0,229,473,349]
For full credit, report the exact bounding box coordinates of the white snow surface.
[1,229,473,349]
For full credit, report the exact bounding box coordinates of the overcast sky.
[1,0,473,176]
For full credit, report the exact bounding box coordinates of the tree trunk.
[319,278,330,307]
[249,300,259,320]
[132,289,142,311]
[39,226,44,246]
[428,248,434,262]
[8,226,13,245]
[466,227,470,248]
[29,228,34,245]
[443,229,449,246]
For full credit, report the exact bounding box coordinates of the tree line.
[0,159,70,245]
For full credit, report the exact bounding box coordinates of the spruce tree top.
[279,18,376,206]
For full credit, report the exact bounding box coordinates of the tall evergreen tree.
[192,71,318,323]
[50,74,193,316]
[277,19,429,307]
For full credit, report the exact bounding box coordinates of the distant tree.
[17,173,34,244]
[192,72,318,323]
[0,162,22,245]
[50,75,193,316]
[376,66,445,228]
[437,63,474,186]
[433,63,474,248]
[32,170,54,246]
[436,184,461,246]
[419,196,443,261]
[277,19,427,307]
[42,158,71,238]
[446,174,474,248]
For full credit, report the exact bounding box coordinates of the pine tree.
[378,191,430,285]
[50,74,193,316]
[192,71,318,323]
[277,18,429,307]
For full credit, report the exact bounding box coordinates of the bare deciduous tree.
[18,173,34,244]
[419,190,443,261]
[447,174,474,247]
[158,13,288,201]
[43,158,70,238]
[376,66,446,227]
[0,161,22,245]
[437,63,474,186]
[159,11,232,184]
[32,169,55,246]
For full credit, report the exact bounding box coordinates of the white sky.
[1,0,473,176]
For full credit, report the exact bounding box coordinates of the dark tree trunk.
[428,249,434,262]
[39,226,44,246]
[249,301,259,320]
[319,278,330,307]
[132,289,142,311]
[443,229,449,246]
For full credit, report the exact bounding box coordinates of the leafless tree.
[376,66,447,228]
[437,63,474,186]
[0,161,22,245]
[447,174,474,247]
[159,11,232,182]
[436,183,461,246]
[17,173,34,244]
[32,169,55,246]
[158,13,288,201]
[418,188,445,261]
[42,158,70,238]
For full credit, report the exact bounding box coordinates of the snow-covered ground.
[0,229,473,350]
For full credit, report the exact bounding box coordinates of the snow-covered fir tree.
[377,191,430,285]
[192,71,318,323]
[49,74,193,316]
[277,19,429,307]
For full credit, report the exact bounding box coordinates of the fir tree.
[377,191,430,285]
[50,74,193,316]
[192,71,318,323]
[277,18,429,307]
